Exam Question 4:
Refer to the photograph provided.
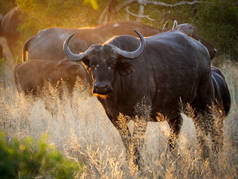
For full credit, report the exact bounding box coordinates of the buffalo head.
[64,30,145,97]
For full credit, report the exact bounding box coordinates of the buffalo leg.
[193,112,219,172]
[110,114,147,172]
[211,115,224,154]
[192,74,214,160]
[131,117,148,171]
[109,115,132,161]
[167,115,183,152]
[193,113,211,160]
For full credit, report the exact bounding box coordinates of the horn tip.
[69,33,75,39]
[134,30,142,36]
[64,33,76,47]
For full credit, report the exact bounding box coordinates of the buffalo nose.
[93,81,112,94]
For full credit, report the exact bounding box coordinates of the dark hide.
[1,7,24,52]
[23,22,161,61]
[211,66,231,116]
[14,59,91,96]
[65,31,218,169]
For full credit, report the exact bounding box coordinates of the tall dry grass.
[0,61,237,178]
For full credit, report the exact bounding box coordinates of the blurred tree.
[0,0,16,15]
[84,0,99,10]
[16,0,107,41]
[196,0,238,60]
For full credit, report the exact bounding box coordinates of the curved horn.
[110,30,145,59]
[63,33,87,61]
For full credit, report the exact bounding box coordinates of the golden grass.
[0,61,238,178]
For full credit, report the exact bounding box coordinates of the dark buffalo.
[172,20,217,59]
[64,30,220,169]
[22,22,161,61]
[211,66,231,116]
[1,7,24,53]
[14,59,91,96]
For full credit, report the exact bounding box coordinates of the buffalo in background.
[64,30,220,170]
[14,59,91,97]
[14,58,92,115]
[22,22,162,61]
[0,7,24,53]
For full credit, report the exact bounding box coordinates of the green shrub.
[0,133,83,179]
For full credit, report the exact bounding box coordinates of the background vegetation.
[196,0,238,60]
[0,134,83,178]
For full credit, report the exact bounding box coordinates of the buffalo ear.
[117,61,134,76]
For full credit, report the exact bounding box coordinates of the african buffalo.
[22,22,161,61]
[64,30,219,169]
[172,20,217,59]
[0,7,24,53]
[14,59,91,96]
